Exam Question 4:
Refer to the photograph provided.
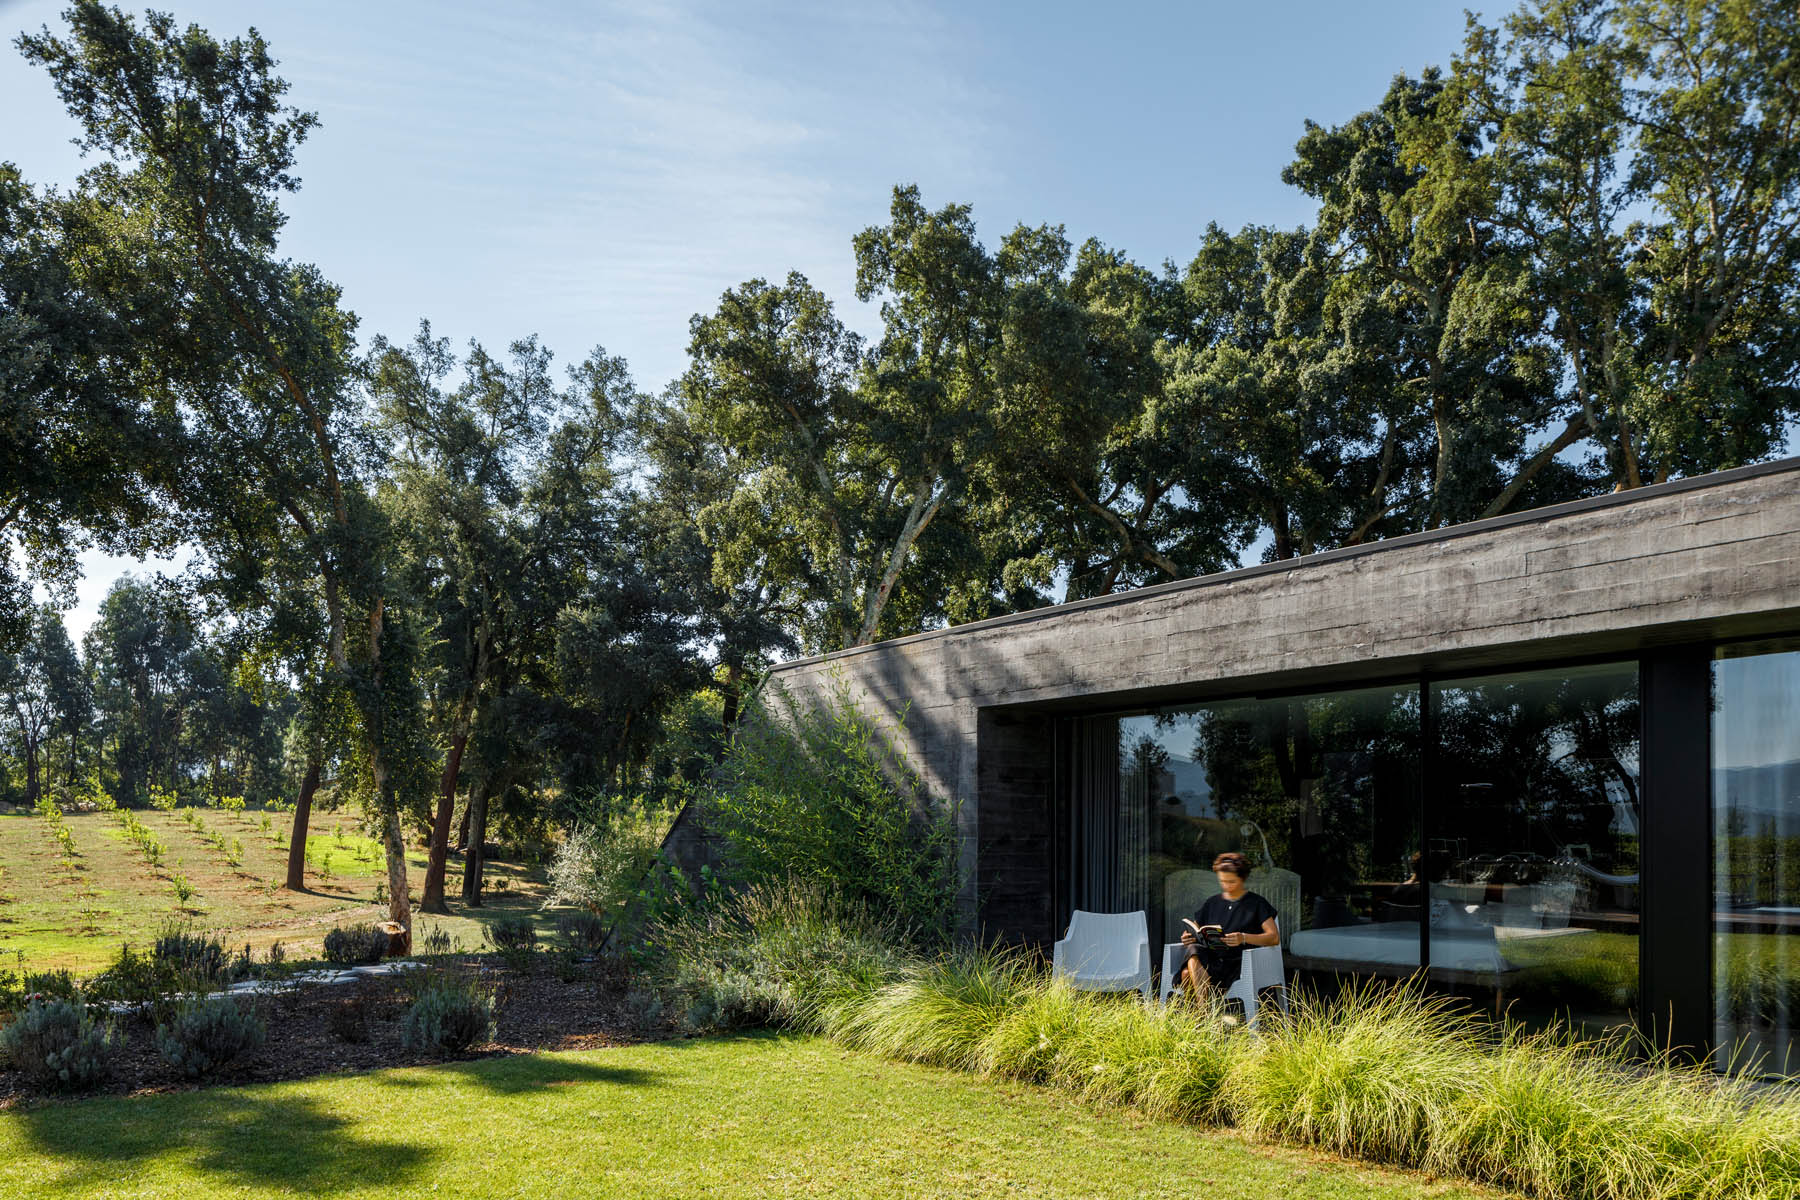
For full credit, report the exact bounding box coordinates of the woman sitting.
[1176,851,1280,1000]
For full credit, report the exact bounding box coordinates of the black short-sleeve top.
[1193,890,1279,957]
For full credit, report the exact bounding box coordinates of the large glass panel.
[1713,640,1800,1079]
[1431,662,1640,1034]
[1077,685,1421,975]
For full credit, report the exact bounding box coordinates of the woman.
[1176,851,1280,999]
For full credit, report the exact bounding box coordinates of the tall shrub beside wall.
[705,680,959,940]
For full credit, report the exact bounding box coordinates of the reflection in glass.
[1076,685,1421,972]
[1430,663,1641,1033]
[1713,642,1800,1078]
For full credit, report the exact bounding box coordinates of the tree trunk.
[285,754,322,891]
[23,739,39,805]
[460,775,489,907]
[455,801,470,852]
[381,802,413,955]
[365,599,413,956]
[418,731,467,914]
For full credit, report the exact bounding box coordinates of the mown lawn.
[0,1034,1508,1200]
[0,811,553,973]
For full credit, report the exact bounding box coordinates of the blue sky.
[3,0,1478,635]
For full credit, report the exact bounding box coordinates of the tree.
[0,164,181,647]
[0,607,82,802]
[21,2,424,949]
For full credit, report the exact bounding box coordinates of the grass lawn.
[0,1034,1507,1200]
[0,810,555,974]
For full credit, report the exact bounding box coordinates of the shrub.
[327,994,370,1043]
[543,799,674,917]
[155,995,266,1077]
[638,881,909,1034]
[1,997,116,1090]
[418,926,457,957]
[23,968,82,1005]
[555,909,608,956]
[400,973,496,1054]
[485,917,538,973]
[323,923,387,965]
[707,683,960,939]
[153,922,233,984]
[169,871,195,906]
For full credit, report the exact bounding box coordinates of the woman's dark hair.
[1212,851,1251,879]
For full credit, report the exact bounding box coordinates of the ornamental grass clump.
[1,997,116,1091]
[155,995,266,1078]
[1438,1027,1800,1200]
[823,943,1027,1071]
[1226,981,1473,1167]
[1035,987,1237,1126]
[400,973,496,1054]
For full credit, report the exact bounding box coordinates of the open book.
[1182,918,1227,948]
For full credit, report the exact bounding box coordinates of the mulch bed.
[0,956,648,1108]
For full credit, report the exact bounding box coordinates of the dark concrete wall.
[763,459,1800,930]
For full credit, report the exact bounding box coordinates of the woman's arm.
[1223,917,1280,948]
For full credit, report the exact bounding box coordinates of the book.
[1181,918,1227,947]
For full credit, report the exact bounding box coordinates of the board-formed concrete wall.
[763,458,1800,936]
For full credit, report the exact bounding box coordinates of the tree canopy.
[2,0,1795,912]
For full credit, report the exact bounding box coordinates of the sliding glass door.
[1069,685,1421,966]
[1430,662,1641,1035]
[1713,640,1800,1078]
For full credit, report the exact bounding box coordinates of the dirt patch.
[0,956,647,1108]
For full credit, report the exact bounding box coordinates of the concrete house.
[764,457,1800,1071]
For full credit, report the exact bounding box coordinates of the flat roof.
[772,455,1800,672]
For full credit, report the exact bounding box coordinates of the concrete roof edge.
[767,454,1800,674]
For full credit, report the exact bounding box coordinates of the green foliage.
[168,870,195,907]
[542,798,673,917]
[485,916,538,952]
[554,909,608,957]
[322,922,387,965]
[418,926,458,957]
[635,881,909,1034]
[709,685,959,940]
[154,995,266,1078]
[484,916,538,973]
[22,967,81,1005]
[399,972,496,1054]
[218,794,245,814]
[151,922,238,986]
[0,996,116,1091]
[148,785,179,812]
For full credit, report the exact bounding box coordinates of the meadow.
[0,808,554,973]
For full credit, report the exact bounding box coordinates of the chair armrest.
[1051,938,1068,976]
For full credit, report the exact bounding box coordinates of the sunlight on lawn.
[0,1035,1506,1200]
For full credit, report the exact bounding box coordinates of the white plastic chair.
[1159,924,1289,1027]
[1051,910,1153,1000]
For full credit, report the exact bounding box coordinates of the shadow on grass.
[12,1088,433,1196]
[9,1055,658,1195]
[392,1053,661,1095]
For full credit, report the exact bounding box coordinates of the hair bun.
[1212,851,1251,878]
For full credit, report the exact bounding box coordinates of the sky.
[2,0,1482,639]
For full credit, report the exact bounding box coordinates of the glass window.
[1713,640,1800,1079]
[1072,684,1421,970]
[1430,662,1641,1035]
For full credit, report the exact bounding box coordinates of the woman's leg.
[1179,955,1213,1000]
